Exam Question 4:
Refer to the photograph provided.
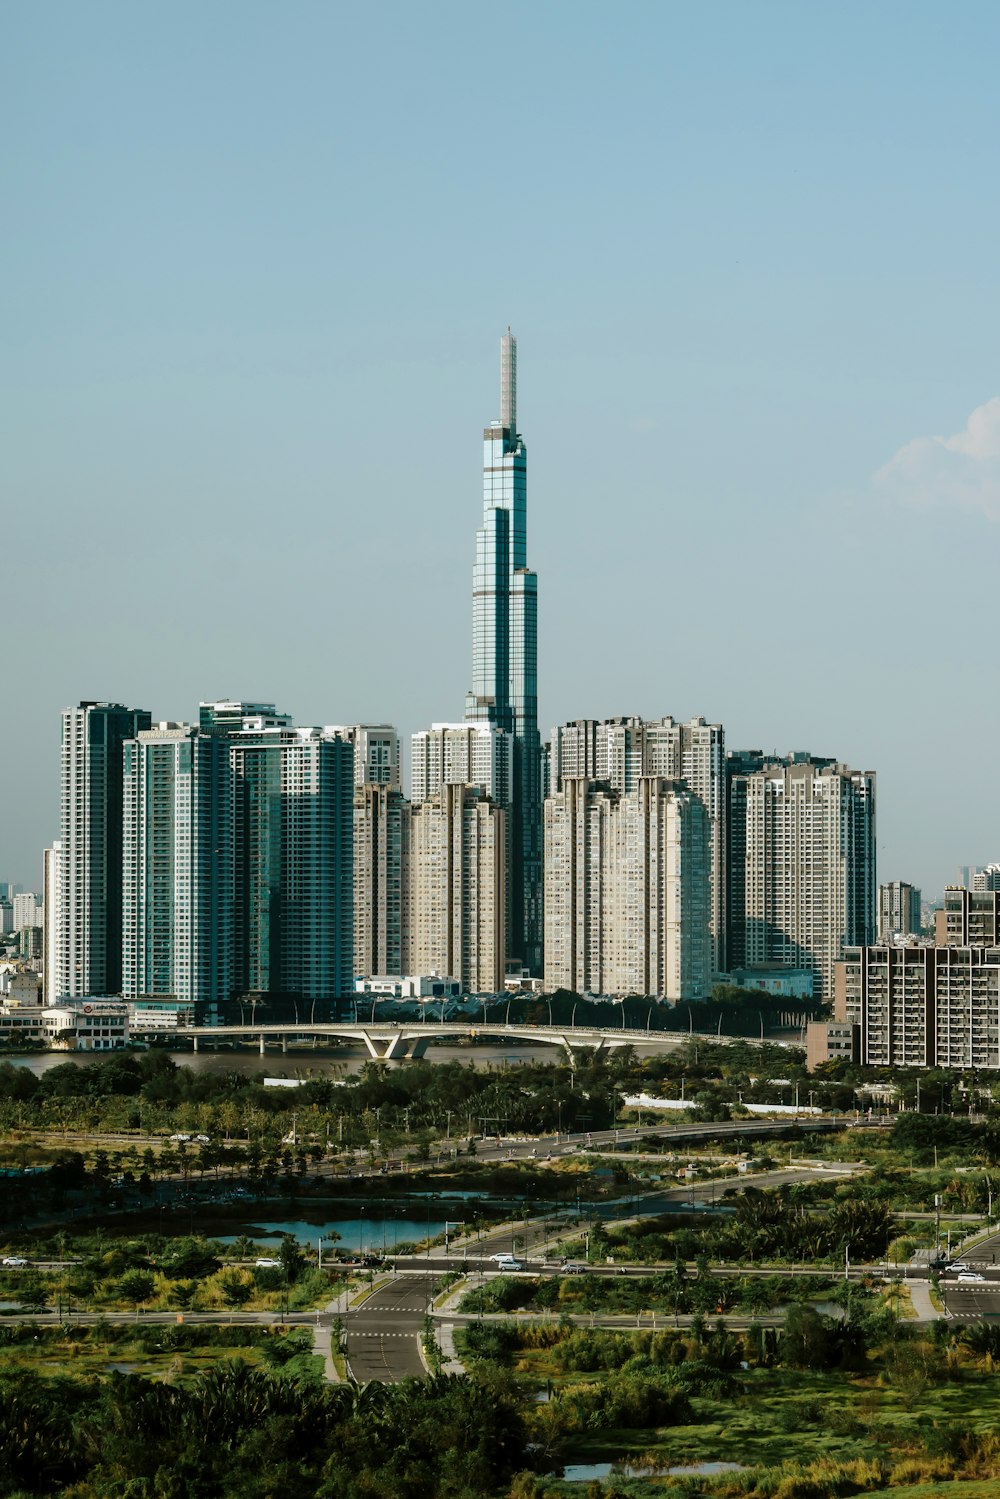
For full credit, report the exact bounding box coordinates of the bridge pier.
[282,1036,288,1053]
[259,1034,265,1055]
[192,1036,199,1053]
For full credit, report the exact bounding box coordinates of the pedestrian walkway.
[908,1279,940,1321]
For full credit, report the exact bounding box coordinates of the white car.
[491,1255,526,1271]
[957,1271,986,1283]
[254,1257,281,1268]
[1,1256,27,1268]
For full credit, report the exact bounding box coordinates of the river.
[2,1040,566,1079]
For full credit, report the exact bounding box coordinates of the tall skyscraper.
[408,784,506,994]
[56,701,152,999]
[121,723,234,1013]
[740,758,876,1000]
[465,331,542,973]
[543,776,711,1000]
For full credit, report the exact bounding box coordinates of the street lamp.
[444,1220,464,1256]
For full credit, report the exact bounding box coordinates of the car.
[559,1261,587,1274]
[946,1260,970,1272]
[491,1255,526,1271]
[957,1271,986,1283]
[1,1256,27,1268]
[254,1257,281,1268]
[489,1252,517,1263]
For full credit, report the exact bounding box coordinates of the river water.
[3,1041,565,1079]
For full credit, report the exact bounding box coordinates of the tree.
[780,1304,829,1368]
[278,1235,305,1285]
[118,1269,156,1309]
[218,1269,254,1309]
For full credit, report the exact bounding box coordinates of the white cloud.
[875,397,1000,519]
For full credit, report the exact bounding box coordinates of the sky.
[3,0,999,900]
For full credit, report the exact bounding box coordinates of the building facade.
[543,776,711,1000]
[551,715,725,971]
[464,332,542,973]
[411,722,511,808]
[740,758,876,1000]
[42,841,61,1004]
[877,881,922,943]
[328,724,400,788]
[121,723,234,1013]
[836,942,1000,1070]
[353,783,410,979]
[229,724,354,1001]
[936,885,1000,947]
[408,784,505,994]
[56,701,152,1000]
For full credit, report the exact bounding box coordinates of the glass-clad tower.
[465,331,542,972]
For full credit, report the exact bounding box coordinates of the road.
[939,1227,1000,1323]
[341,1273,437,1383]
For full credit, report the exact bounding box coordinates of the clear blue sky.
[4,1,999,899]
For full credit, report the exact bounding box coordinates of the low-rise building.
[729,966,815,998]
[354,975,462,1000]
[0,999,129,1050]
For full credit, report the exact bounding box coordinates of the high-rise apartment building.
[543,776,711,1000]
[408,784,505,993]
[877,881,922,943]
[543,779,617,997]
[740,758,876,1000]
[328,724,400,788]
[411,722,510,808]
[836,943,1000,1070]
[56,701,152,999]
[551,715,725,970]
[121,724,234,1012]
[936,885,1000,947]
[464,332,542,973]
[354,784,410,979]
[228,724,354,1001]
[42,840,61,1004]
[12,892,42,931]
[971,863,1000,893]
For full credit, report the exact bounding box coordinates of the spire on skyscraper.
[500,328,516,435]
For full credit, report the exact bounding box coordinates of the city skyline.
[5,5,1000,897]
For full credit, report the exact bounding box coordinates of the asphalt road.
[940,1227,1000,1322]
[343,1272,437,1383]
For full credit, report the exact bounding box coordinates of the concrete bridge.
[128,1018,758,1061]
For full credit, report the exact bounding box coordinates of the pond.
[214,1212,456,1253]
[562,1460,746,1481]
